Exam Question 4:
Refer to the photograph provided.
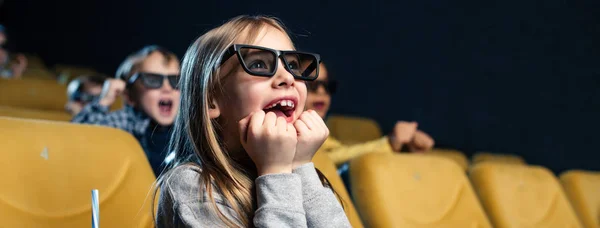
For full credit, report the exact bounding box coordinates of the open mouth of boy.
[158,99,173,117]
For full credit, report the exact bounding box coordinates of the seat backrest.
[560,170,600,228]
[21,68,58,81]
[350,153,492,227]
[326,115,383,145]
[0,78,67,111]
[0,78,124,112]
[54,64,98,82]
[0,105,71,121]
[470,163,582,228]
[0,117,156,227]
[472,152,526,165]
[312,150,364,228]
[427,148,469,171]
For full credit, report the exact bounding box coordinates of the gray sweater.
[156,162,352,228]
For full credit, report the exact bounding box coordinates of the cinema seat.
[470,163,582,228]
[560,170,600,228]
[21,68,57,81]
[350,153,492,227]
[0,117,156,227]
[54,64,98,82]
[427,148,469,171]
[0,106,71,121]
[472,152,526,165]
[0,78,67,111]
[326,115,383,145]
[312,150,364,228]
[0,78,124,112]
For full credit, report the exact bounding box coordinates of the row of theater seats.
[1,116,598,227]
[324,115,600,228]
[0,78,123,120]
[349,153,600,228]
[1,76,598,227]
[19,54,99,82]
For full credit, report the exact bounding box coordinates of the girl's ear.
[208,98,221,119]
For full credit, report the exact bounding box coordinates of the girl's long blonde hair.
[154,15,341,227]
[153,15,291,227]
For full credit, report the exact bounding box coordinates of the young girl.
[155,15,351,227]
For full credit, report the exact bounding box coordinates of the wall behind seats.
[1,0,599,174]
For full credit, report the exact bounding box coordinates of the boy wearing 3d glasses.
[72,45,181,176]
[65,74,106,116]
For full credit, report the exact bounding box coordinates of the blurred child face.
[216,26,307,146]
[305,64,331,118]
[132,52,181,126]
[65,83,103,116]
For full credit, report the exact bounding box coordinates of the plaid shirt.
[72,102,150,141]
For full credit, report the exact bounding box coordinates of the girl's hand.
[239,110,297,176]
[292,110,329,169]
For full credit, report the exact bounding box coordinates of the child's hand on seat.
[99,79,126,107]
[389,121,417,151]
[292,110,329,169]
[407,130,435,152]
[239,110,297,176]
[389,121,435,152]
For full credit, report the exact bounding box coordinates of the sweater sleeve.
[321,136,395,166]
[157,165,307,228]
[293,163,351,228]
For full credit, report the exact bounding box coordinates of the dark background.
[1,0,599,173]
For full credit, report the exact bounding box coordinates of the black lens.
[141,73,164,89]
[239,47,276,75]
[283,53,318,80]
[167,75,179,89]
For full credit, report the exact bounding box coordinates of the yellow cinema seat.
[0,117,156,227]
[427,148,469,171]
[54,65,98,83]
[560,170,600,228]
[0,78,67,111]
[0,105,71,121]
[473,152,526,165]
[0,78,123,112]
[470,163,582,228]
[326,115,383,145]
[313,150,364,228]
[350,153,492,227]
[21,68,57,81]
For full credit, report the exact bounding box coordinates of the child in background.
[0,25,27,79]
[72,45,181,176]
[65,74,106,116]
[305,63,435,166]
[155,15,350,227]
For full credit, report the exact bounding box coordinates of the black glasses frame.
[127,72,179,89]
[220,44,321,81]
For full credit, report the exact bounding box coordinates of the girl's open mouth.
[263,99,297,123]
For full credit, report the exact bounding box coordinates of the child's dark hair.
[66,74,107,101]
[115,45,178,80]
